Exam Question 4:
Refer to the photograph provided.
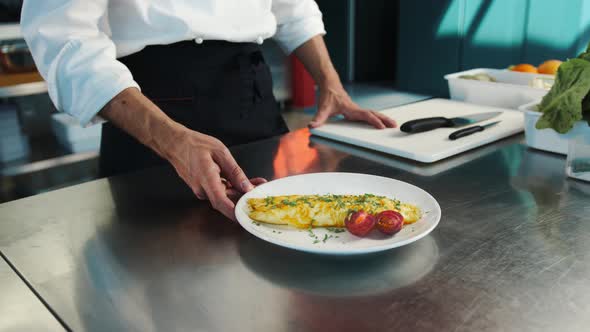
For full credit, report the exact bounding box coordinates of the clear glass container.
[566,132,590,182]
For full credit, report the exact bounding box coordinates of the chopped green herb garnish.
[322,234,334,243]
[264,196,274,206]
[281,199,297,207]
[296,197,313,207]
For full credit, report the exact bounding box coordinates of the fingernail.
[241,180,254,192]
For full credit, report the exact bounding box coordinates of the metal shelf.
[0,23,22,41]
[0,134,97,177]
[0,81,48,98]
[0,133,99,203]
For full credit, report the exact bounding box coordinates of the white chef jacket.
[20,0,325,125]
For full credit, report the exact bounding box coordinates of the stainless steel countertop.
[1,129,589,332]
[0,256,64,331]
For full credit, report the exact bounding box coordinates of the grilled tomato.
[375,210,404,235]
[345,211,376,237]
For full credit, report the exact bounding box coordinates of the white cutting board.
[310,98,524,163]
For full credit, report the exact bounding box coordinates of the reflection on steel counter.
[271,130,348,178]
[239,234,439,297]
[0,258,64,331]
[0,128,590,331]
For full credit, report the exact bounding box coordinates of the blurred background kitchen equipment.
[445,68,552,109]
[0,103,28,162]
[51,113,101,153]
[0,40,36,74]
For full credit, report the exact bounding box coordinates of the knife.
[448,120,501,140]
[400,112,502,133]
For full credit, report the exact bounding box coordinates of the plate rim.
[235,172,441,255]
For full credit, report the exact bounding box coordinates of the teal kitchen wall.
[397,0,590,96]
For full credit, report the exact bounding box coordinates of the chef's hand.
[308,80,397,129]
[101,88,262,221]
[167,130,265,221]
[292,35,396,129]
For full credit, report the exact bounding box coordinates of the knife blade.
[400,112,502,133]
[448,120,501,140]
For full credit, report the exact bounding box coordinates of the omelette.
[247,194,421,229]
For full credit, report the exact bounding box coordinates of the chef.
[21,0,396,220]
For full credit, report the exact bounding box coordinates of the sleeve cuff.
[44,38,141,127]
[77,78,140,127]
[273,15,326,54]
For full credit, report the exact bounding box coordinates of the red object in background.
[290,55,316,108]
[273,130,319,179]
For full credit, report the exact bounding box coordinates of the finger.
[212,148,254,193]
[357,110,386,129]
[226,188,243,203]
[193,185,207,200]
[226,178,267,204]
[309,109,331,128]
[221,177,232,189]
[372,111,397,128]
[249,177,268,186]
[200,158,237,220]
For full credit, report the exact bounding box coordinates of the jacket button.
[256,36,264,45]
[195,38,203,44]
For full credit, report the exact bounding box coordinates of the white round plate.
[235,172,441,255]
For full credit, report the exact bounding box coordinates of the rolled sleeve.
[271,0,326,54]
[21,0,139,126]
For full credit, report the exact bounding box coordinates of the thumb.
[308,109,331,128]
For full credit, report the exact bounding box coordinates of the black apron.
[99,41,289,177]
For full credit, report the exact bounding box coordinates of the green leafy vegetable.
[582,94,590,125]
[536,58,590,133]
[578,42,590,62]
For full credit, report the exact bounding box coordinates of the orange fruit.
[537,60,562,75]
[509,63,538,73]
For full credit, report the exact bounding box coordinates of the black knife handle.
[400,117,454,133]
[449,125,484,140]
